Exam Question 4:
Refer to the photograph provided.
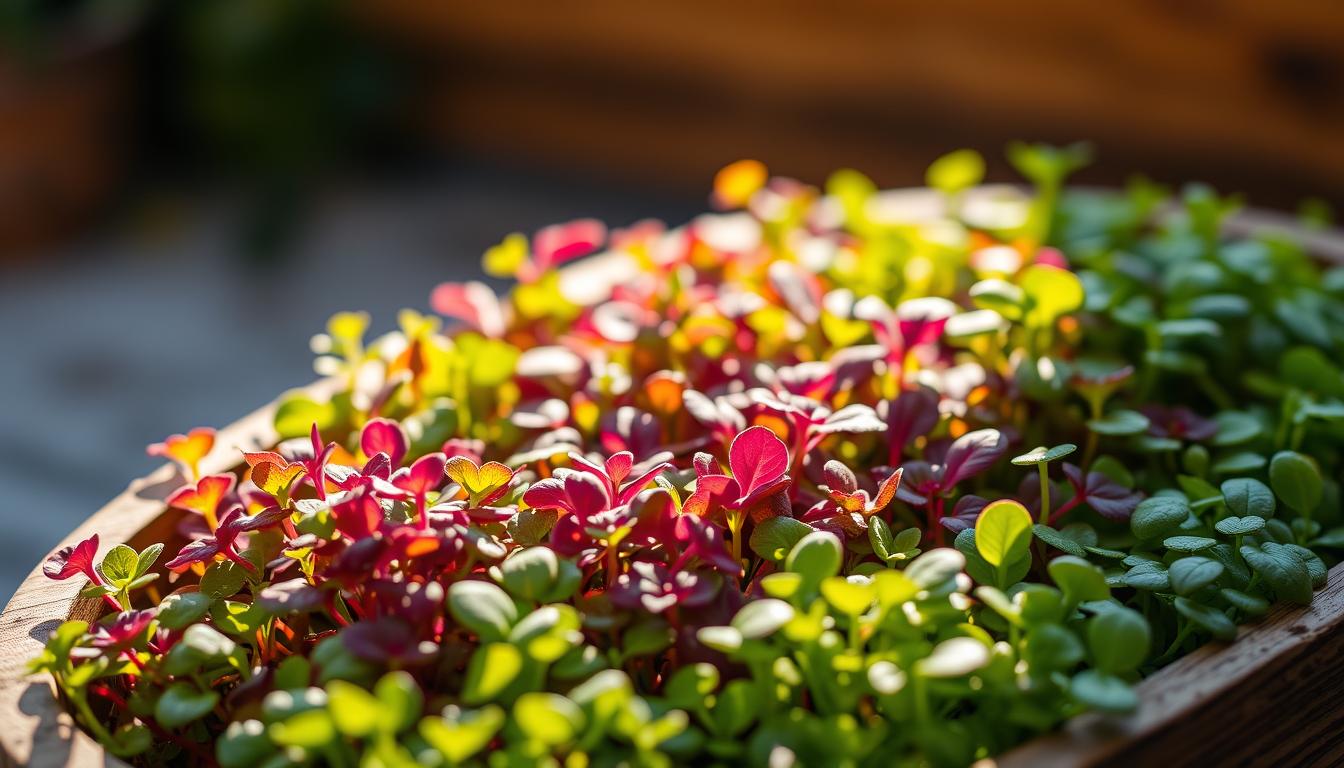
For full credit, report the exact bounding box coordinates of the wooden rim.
[0,392,289,768]
[2,194,1341,767]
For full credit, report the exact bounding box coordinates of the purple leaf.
[939,429,1008,490]
[880,387,940,465]
[940,495,989,534]
[1062,463,1144,521]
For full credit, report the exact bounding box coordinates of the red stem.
[90,685,219,767]
[1048,494,1084,526]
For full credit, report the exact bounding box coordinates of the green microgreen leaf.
[1168,557,1225,596]
[1011,444,1077,465]
[975,500,1033,567]
[1130,496,1191,540]
[1268,451,1322,516]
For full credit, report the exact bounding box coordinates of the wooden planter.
[3,193,1341,767]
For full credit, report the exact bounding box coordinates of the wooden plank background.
[358,0,1344,209]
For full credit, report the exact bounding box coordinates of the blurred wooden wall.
[364,0,1344,208]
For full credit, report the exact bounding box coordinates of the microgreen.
[39,150,1344,767]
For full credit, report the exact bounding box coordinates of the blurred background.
[1,0,1342,601]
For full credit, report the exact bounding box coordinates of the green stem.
[1290,420,1307,452]
[728,509,745,570]
[913,673,930,723]
[1197,373,1234,412]
[64,683,115,744]
[1037,462,1051,525]
[1154,618,1195,666]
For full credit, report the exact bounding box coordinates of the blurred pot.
[0,12,140,259]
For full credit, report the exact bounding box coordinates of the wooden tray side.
[989,563,1344,767]
[0,398,282,767]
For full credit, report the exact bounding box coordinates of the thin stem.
[1037,463,1051,525]
[1154,618,1195,666]
[1047,495,1084,526]
[415,494,428,530]
[606,543,619,589]
[728,509,745,568]
[1290,421,1307,452]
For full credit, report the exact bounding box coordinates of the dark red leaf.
[43,534,100,581]
[939,429,1008,490]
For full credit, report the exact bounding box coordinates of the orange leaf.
[244,451,286,469]
[713,159,768,209]
[643,371,686,416]
[445,456,515,504]
[148,428,216,479]
[403,537,440,558]
[167,474,235,531]
[251,460,304,498]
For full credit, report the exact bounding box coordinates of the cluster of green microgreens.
[32,145,1344,768]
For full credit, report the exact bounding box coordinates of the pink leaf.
[1062,463,1144,521]
[682,474,736,518]
[43,534,99,581]
[534,218,607,269]
[394,453,447,496]
[523,471,611,517]
[694,452,722,478]
[235,505,293,533]
[605,452,634,487]
[333,490,385,540]
[549,513,593,558]
[616,460,673,506]
[940,495,990,534]
[673,515,741,575]
[728,426,790,506]
[881,387,940,465]
[429,281,506,337]
[361,418,408,467]
[1035,247,1069,269]
[822,461,858,495]
[896,297,958,349]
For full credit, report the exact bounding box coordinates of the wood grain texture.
[359,0,1344,209]
[1,201,1340,766]
[0,392,287,768]
[989,563,1344,768]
